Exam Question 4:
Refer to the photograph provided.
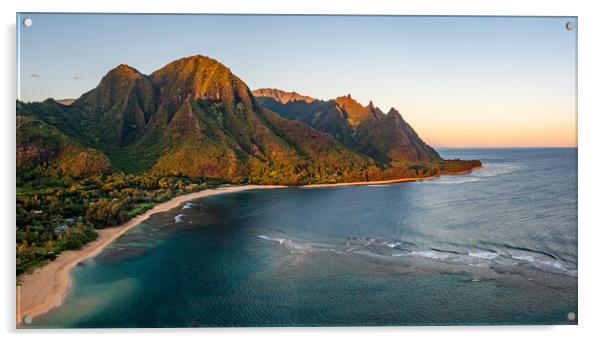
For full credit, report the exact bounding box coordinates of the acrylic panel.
[16,13,577,328]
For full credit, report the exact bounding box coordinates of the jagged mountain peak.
[71,62,157,147]
[387,107,402,117]
[334,94,380,126]
[257,90,441,163]
[77,63,149,102]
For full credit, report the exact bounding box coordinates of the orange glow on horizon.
[393,94,577,148]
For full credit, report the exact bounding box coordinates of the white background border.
[2,0,600,340]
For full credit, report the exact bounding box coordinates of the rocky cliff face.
[255,90,441,165]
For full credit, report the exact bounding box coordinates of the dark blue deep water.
[31,148,577,327]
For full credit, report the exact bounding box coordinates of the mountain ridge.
[252,88,315,104]
[254,89,441,164]
[17,54,480,184]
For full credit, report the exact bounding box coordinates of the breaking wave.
[258,234,576,277]
[257,235,326,252]
[390,246,577,277]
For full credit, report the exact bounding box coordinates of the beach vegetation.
[16,172,223,275]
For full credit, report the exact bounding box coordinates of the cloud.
[29,73,40,78]
[72,74,83,81]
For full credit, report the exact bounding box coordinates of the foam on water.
[259,231,577,278]
[174,214,185,223]
[257,235,285,245]
[468,251,499,260]
[388,248,575,277]
[402,248,577,277]
[510,253,578,277]
[257,235,332,252]
[408,250,452,260]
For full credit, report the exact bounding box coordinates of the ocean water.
[30,148,577,327]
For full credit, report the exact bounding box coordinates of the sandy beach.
[16,168,482,326]
[301,176,437,188]
[16,184,284,326]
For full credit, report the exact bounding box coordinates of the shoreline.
[301,167,483,188]
[16,166,481,325]
[301,176,437,188]
[16,184,285,325]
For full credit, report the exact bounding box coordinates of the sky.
[17,14,577,147]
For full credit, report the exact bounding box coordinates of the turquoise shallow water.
[30,148,577,327]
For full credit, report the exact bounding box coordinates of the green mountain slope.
[16,116,112,178]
